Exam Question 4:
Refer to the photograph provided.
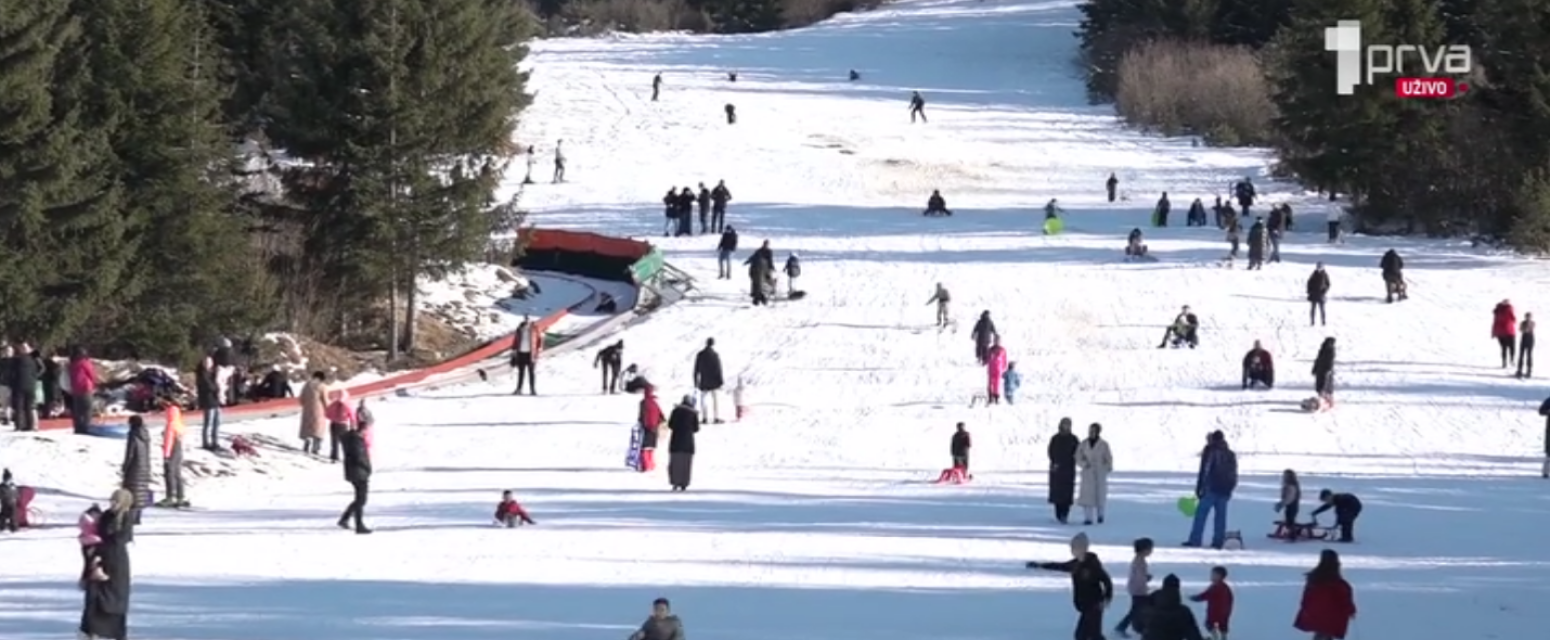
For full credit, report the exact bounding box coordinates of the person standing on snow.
[651,73,662,101]
[716,226,738,279]
[595,340,625,394]
[697,183,712,234]
[1306,263,1330,327]
[1246,218,1267,270]
[1312,337,1336,406]
[692,338,725,423]
[1026,532,1113,640]
[782,254,801,295]
[67,347,99,435]
[5,341,38,432]
[552,140,566,183]
[710,180,732,232]
[667,396,699,491]
[1184,430,1238,549]
[629,597,686,640]
[971,311,997,365]
[1518,313,1536,379]
[1152,193,1171,227]
[745,240,775,306]
[908,91,927,123]
[1233,177,1256,217]
[510,315,541,395]
[194,353,221,449]
[950,422,971,473]
[1493,299,1518,369]
[337,419,373,534]
[1075,423,1113,525]
[1002,361,1021,404]
[1537,392,1550,478]
[1048,418,1079,524]
[637,384,664,472]
[1326,208,1343,243]
[157,401,187,508]
[985,336,1008,404]
[1105,173,1118,202]
[927,283,952,328]
[1293,549,1357,640]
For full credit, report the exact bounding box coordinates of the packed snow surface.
[4,1,1550,639]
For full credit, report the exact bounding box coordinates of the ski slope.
[4,0,1550,639]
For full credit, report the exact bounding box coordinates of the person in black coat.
[950,422,971,472]
[5,341,40,431]
[675,187,696,236]
[1306,263,1330,326]
[42,351,62,417]
[595,341,625,394]
[1142,574,1205,640]
[716,227,739,279]
[1047,418,1079,523]
[1242,340,1274,389]
[1380,249,1406,302]
[194,354,220,449]
[971,311,997,364]
[692,338,725,423]
[666,396,699,491]
[1312,337,1336,403]
[120,416,152,537]
[82,488,135,640]
[338,426,373,534]
[697,183,712,234]
[1027,534,1113,640]
[1310,489,1363,542]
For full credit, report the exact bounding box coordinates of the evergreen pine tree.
[66,0,272,360]
[0,3,129,346]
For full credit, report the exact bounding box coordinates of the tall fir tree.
[66,0,272,360]
[0,2,129,346]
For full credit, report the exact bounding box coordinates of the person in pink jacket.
[324,388,355,462]
[78,504,102,572]
[986,337,1009,405]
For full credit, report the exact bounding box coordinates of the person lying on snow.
[1157,306,1199,349]
[1310,489,1362,542]
[1242,340,1274,389]
[1125,228,1148,258]
[494,490,536,527]
[924,190,951,216]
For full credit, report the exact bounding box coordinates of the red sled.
[935,468,969,484]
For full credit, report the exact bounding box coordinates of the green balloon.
[1177,496,1198,517]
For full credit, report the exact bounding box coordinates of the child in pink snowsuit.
[986,338,1008,404]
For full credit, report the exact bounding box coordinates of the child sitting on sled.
[494,490,536,527]
[1125,228,1148,258]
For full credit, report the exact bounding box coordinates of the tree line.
[0,0,531,365]
[1077,0,1550,250]
[526,0,882,34]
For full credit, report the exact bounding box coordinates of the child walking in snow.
[733,377,748,420]
[1002,361,1022,404]
[1274,469,1302,524]
[1113,537,1153,637]
[1189,565,1234,640]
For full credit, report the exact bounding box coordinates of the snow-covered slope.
[3,1,1549,639]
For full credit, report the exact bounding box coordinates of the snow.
[415,263,531,341]
[4,1,1550,639]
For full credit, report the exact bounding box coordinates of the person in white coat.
[1075,422,1113,525]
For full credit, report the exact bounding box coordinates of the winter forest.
[1078,0,1550,247]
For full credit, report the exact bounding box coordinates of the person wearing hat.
[666,395,700,491]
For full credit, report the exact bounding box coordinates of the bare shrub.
[781,0,883,29]
[564,0,707,33]
[1114,40,1275,146]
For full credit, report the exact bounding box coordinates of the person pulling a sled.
[1242,340,1274,389]
[1380,249,1407,302]
[924,190,951,216]
[1125,228,1148,259]
[1310,489,1362,542]
[1157,306,1199,349]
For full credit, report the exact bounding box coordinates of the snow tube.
[1043,217,1064,235]
[85,424,130,439]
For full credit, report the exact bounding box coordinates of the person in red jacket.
[1294,549,1357,640]
[67,347,99,435]
[638,385,665,472]
[494,490,536,527]
[1190,565,1234,639]
[1493,299,1517,369]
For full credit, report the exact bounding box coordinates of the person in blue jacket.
[1002,362,1022,404]
[1184,430,1237,549]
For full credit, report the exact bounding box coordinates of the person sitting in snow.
[0,469,18,532]
[1157,306,1200,349]
[1242,340,1274,389]
[1125,228,1148,258]
[924,190,951,216]
[494,490,536,527]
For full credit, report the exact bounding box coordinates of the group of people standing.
[661,181,732,237]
